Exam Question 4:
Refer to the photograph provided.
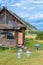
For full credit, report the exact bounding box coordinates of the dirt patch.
[25,35,36,39]
[36,40,43,43]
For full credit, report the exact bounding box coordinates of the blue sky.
[0,0,43,31]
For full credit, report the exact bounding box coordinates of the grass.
[0,50,43,65]
[0,38,43,65]
[25,38,43,50]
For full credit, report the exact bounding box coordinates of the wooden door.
[18,32,23,45]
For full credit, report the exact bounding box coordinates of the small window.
[0,31,16,40]
[7,32,15,39]
[7,35,14,39]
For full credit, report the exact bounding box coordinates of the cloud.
[10,3,21,6]
[21,14,29,18]
[10,0,27,7]
[11,2,22,7]
[22,6,35,10]
[29,14,43,20]
[20,0,26,4]
[22,6,27,9]
[18,13,29,18]
[31,22,43,25]
[33,1,43,4]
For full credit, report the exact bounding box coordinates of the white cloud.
[21,14,29,18]
[15,3,21,6]
[22,6,27,9]
[10,0,27,7]
[31,22,43,25]
[19,13,29,18]
[27,0,43,3]
[22,6,35,10]
[28,7,35,10]
[20,0,26,3]
[27,0,34,2]
[33,1,43,3]
[10,3,21,6]
[20,0,28,4]
[29,14,43,20]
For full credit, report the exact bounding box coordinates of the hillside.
[30,18,43,31]
[25,22,40,35]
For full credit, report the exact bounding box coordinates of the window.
[0,31,16,40]
[7,31,16,39]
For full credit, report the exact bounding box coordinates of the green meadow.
[0,50,43,65]
[0,38,43,65]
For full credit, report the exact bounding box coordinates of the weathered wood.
[0,10,25,29]
[0,7,26,47]
[0,39,16,47]
[18,32,23,45]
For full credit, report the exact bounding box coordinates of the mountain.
[25,21,40,34]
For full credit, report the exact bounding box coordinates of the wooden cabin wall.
[0,11,5,24]
[0,30,17,47]
[0,9,26,47]
[0,9,24,28]
[6,10,25,27]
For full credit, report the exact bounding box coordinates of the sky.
[0,0,43,31]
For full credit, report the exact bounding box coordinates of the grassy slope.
[0,7,43,65]
[0,50,43,65]
[25,22,40,35]
[0,39,43,65]
[25,38,43,50]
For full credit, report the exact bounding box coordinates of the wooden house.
[0,7,26,47]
